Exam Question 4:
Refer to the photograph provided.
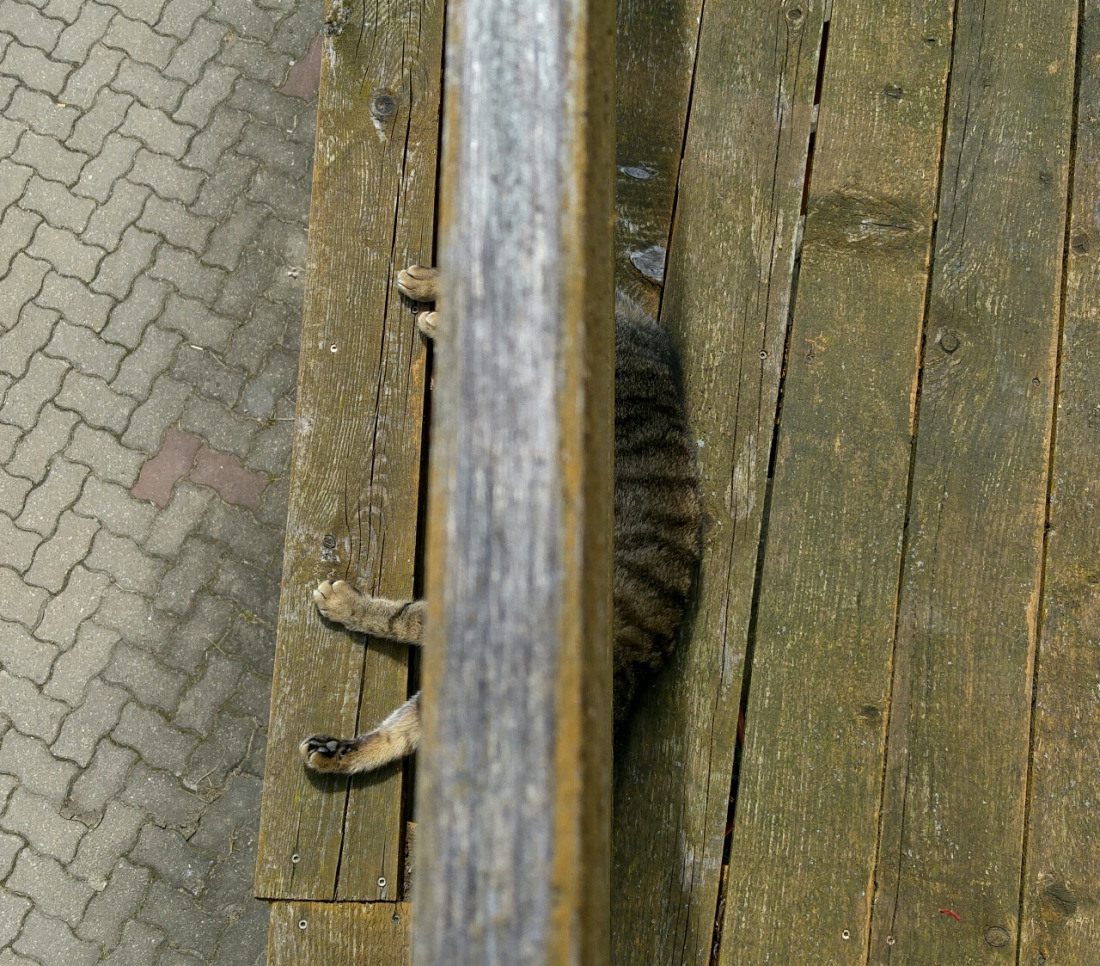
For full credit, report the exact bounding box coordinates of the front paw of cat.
[313,579,359,626]
[397,264,439,302]
[416,310,438,339]
[300,734,355,773]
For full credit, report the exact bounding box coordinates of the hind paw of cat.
[416,310,438,338]
[397,264,439,302]
[313,579,359,626]
[300,734,357,773]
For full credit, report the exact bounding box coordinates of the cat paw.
[300,734,357,773]
[313,579,359,626]
[397,264,439,302]
[416,310,439,338]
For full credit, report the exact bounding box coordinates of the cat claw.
[300,734,352,771]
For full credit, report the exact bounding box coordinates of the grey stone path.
[0,0,322,961]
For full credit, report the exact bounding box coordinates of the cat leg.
[313,580,426,644]
[301,693,422,774]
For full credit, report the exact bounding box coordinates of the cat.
[300,265,700,774]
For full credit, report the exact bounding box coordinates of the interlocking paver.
[159,293,235,349]
[0,890,31,949]
[27,221,106,282]
[13,908,99,966]
[7,849,96,924]
[120,101,195,159]
[68,87,133,156]
[1,0,66,50]
[0,208,42,277]
[100,271,165,346]
[81,176,150,251]
[102,14,176,69]
[111,55,186,113]
[65,740,135,819]
[73,131,141,203]
[0,512,42,572]
[91,223,160,299]
[0,304,57,379]
[17,456,88,535]
[113,703,197,770]
[140,880,223,958]
[53,1,117,64]
[68,800,144,882]
[104,643,186,711]
[65,422,144,485]
[75,858,148,947]
[0,728,77,802]
[20,175,96,232]
[0,831,21,880]
[127,147,204,203]
[0,37,72,94]
[0,352,69,430]
[164,15,225,83]
[43,613,117,696]
[0,619,56,684]
[0,254,49,318]
[157,0,214,38]
[52,681,127,765]
[137,193,216,251]
[1,786,85,861]
[36,271,116,332]
[13,129,87,185]
[46,318,127,379]
[85,528,167,593]
[59,40,124,108]
[24,509,100,591]
[131,823,213,896]
[0,670,69,741]
[173,60,237,129]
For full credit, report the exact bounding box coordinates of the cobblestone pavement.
[0,0,323,961]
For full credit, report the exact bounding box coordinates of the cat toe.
[300,734,350,772]
[313,579,358,625]
[416,310,439,338]
[397,264,439,302]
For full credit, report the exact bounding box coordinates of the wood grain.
[255,0,443,903]
[869,2,1077,960]
[610,1,826,963]
[1019,0,1100,957]
[268,901,410,965]
[411,0,615,960]
[720,3,952,960]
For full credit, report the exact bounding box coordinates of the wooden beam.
[411,0,615,959]
[269,901,410,964]
[256,0,443,904]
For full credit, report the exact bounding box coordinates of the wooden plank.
[719,3,951,960]
[609,1,828,962]
[614,0,701,310]
[269,901,410,965]
[1019,1,1100,956]
[255,0,443,902]
[869,3,1077,960]
[410,0,614,959]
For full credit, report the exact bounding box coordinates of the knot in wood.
[939,331,960,354]
[372,91,397,119]
[984,926,1010,948]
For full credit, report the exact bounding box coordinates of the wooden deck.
[257,0,1099,961]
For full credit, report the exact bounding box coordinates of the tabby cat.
[300,265,700,774]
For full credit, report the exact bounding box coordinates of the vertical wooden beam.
[411,0,615,960]
[256,0,443,905]
[870,2,1077,961]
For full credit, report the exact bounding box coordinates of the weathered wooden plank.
[610,0,827,962]
[718,3,951,961]
[255,0,443,902]
[269,901,410,965]
[410,0,615,959]
[869,3,1077,960]
[1019,1,1100,956]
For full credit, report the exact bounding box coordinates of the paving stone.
[0,831,21,880]
[85,529,166,594]
[249,161,312,223]
[0,352,68,430]
[137,194,216,252]
[0,669,68,740]
[202,198,267,271]
[0,254,50,320]
[273,6,321,63]
[0,890,31,950]
[16,457,88,535]
[171,344,244,406]
[182,710,256,792]
[159,292,236,350]
[35,271,116,332]
[210,892,268,964]
[0,470,33,519]
[132,823,213,896]
[0,729,77,803]
[157,535,221,616]
[109,61,183,118]
[44,617,118,699]
[0,618,55,683]
[67,87,132,156]
[188,772,260,856]
[7,849,95,924]
[1,0,66,49]
[6,86,78,139]
[75,858,148,947]
[230,668,270,723]
[52,681,127,766]
[201,500,281,566]
[102,14,175,69]
[121,374,190,452]
[0,115,23,158]
[0,512,41,572]
[127,148,204,203]
[27,221,107,282]
[172,60,237,130]
[119,102,196,160]
[76,476,157,541]
[223,297,293,370]
[56,370,136,433]
[45,320,125,382]
[20,175,95,232]
[0,157,34,209]
[214,239,279,318]
[94,582,175,646]
[182,105,247,173]
[216,35,287,86]
[53,1,117,64]
[161,592,234,673]
[209,0,276,41]
[64,739,135,819]
[247,418,294,475]
[139,880,223,959]
[67,800,143,884]
[103,919,167,965]
[151,246,227,305]
[81,177,150,251]
[190,149,255,218]
[0,424,21,464]
[222,609,275,678]
[240,346,296,420]
[179,395,258,458]
[112,703,198,771]
[142,481,212,557]
[65,423,145,487]
[130,426,201,507]
[228,77,304,132]
[100,272,167,348]
[100,0,162,25]
[0,38,72,96]
[91,224,160,299]
[42,0,84,22]
[6,403,77,483]
[72,131,141,203]
[112,326,182,404]
[0,786,84,861]
[156,0,214,39]
[13,908,98,966]
[164,16,226,85]
[12,131,87,188]
[35,565,111,649]
[103,643,186,712]
[119,762,203,832]
[0,207,42,278]
[173,653,241,735]
[24,510,100,592]
[58,41,124,110]
[236,117,311,173]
